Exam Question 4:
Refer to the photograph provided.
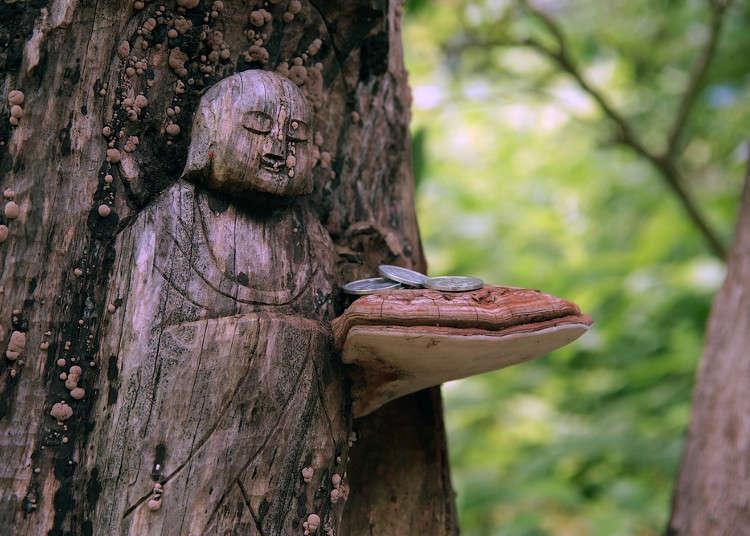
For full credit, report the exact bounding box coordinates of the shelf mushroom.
[333,285,592,417]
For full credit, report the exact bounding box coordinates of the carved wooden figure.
[84,71,348,534]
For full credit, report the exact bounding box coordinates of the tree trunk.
[668,165,750,533]
[341,389,458,535]
[0,1,457,534]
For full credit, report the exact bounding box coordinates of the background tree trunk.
[0,1,457,534]
[668,163,750,533]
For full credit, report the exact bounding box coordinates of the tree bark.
[341,389,458,535]
[668,164,750,533]
[0,1,457,534]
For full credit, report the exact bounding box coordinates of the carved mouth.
[261,155,285,173]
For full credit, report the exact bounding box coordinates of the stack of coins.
[342,265,484,295]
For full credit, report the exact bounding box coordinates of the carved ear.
[181,105,216,183]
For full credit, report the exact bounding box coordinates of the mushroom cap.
[333,286,592,417]
[8,330,26,353]
[50,401,73,421]
[306,513,321,529]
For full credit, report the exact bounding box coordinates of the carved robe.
[84,181,347,534]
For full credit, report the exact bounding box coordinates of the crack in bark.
[105,370,143,529]
[236,478,265,536]
[142,223,181,435]
[79,0,102,86]
[311,353,337,446]
[307,0,345,76]
[176,320,233,535]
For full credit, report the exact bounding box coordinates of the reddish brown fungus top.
[333,285,591,348]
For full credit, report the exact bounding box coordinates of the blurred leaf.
[404,0,429,15]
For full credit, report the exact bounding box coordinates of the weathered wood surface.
[668,171,750,534]
[0,1,457,535]
[341,388,458,536]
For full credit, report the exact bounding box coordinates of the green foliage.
[404,1,748,534]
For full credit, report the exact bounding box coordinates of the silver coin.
[423,276,484,292]
[342,277,402,295]
[378,265,428,287]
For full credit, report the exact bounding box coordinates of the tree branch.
[519,36,658,166]
[665,0,733,160]
[446,0,728,259]
[651,156,727,259]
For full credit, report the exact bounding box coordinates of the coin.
[423,276,484,292]
[378,265,428,287]
[342,277,402,295]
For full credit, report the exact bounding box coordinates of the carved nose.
[263,128,287,165]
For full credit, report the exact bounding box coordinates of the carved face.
[183,70,314,197]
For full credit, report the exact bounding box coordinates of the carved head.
[182,70,314,197]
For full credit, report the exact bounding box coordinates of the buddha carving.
[88,70,340,532]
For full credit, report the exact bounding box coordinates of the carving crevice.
[311,355,337,446]
[160,226,315,307]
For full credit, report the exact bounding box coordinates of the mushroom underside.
[343,315,590,417]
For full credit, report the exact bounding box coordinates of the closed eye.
[288,119,309,141]
[243,111,273,133]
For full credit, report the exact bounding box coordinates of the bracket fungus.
[333,286,592,417]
